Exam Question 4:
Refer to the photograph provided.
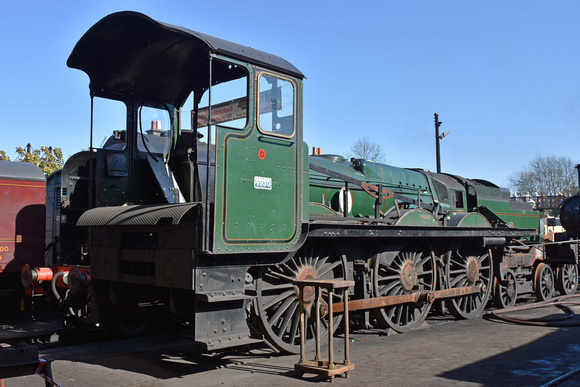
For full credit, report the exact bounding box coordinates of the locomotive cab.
[69,12,307,254]
[68,11,307,349]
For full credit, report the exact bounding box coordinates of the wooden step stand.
[293,279,355,382]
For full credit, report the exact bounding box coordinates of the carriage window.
[258,74,295,137]
[93,97,127,150]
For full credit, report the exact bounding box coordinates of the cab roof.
[67,11,304,106]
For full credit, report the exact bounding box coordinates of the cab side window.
[451,190,464,209]
[197,62,248,131]
[432,179,449,203]
[258,74,295,137]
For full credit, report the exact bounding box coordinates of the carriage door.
[213,70,301,253]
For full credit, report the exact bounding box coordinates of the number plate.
[254,176,272,190]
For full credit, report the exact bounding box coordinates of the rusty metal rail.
[332,284,486,313]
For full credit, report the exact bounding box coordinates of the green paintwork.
[308,155,432,218]
[309,202,339,216]
[212,67,304,252]
[394,209,441,227]
[307,155,540,233]
[448,213,491,228]
[472,182,540,230]
[478,198,540,230]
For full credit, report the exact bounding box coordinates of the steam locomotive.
[3,11,579,354]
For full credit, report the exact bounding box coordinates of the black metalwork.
[375,184,383,218]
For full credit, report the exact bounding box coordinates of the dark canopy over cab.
[67,11,304,106]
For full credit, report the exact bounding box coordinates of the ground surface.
[4,302,580,386]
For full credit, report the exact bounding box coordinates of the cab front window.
[93,97,127,150]
[137,105,172,155]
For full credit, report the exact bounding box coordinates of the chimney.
[146,120,164,136]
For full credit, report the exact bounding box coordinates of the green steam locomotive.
[32,11,577,354]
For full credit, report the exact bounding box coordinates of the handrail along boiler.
[19,11,578,354]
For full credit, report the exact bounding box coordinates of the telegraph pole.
[435,113,443,173]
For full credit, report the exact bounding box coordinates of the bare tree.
[508,155,579,196]
[350,136,385,163]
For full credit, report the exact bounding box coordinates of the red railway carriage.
[0,160,46,276]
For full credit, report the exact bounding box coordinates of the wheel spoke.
[416,256,431,269]
[279,262,298,276]
[277,301,298,337]
[267,295,296,325]
[288,308,300,344]
[314,256,329,271]
[261,282,295,293]
[377,274,402,282]
[450,274,467,287]
[388,284,403,296]
[394,304,404,325]
[263,289,295,311]
[265,270,297,283]
[380,280,400,296]
[317,260,341,277]
[418,269,434,277]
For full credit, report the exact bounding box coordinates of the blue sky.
[2,1,579,188]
